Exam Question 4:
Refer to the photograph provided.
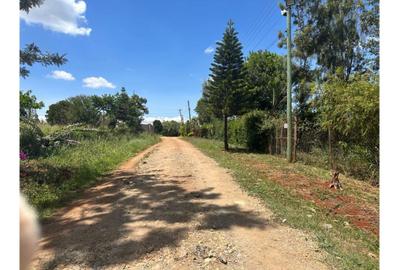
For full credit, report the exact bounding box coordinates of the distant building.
[141,123,154,133]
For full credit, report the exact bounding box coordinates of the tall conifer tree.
[205,20,245,150]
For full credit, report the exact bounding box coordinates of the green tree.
[205,20,245,150]
[67,95,100,126]
[153,120,163,134]
[195,81,214,124]
[20,90,44,120]
[20,43,67,78]
[113,88,148,132]
[46,89,148,130]
[114,88,131,124]
[20,1,67,78]
[279,0,376,80]
[360,0,379,71]
[20,0,43,12]
[195,96,212,124]
[46,100,74,125]
[244,51,286,113]
[315,71,379,169]
[92,94,116,127]
[46,96,100,126]
[161,121,180,136]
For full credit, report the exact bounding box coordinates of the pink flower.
[20,151,28,160]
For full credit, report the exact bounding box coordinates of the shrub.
[228,117,246,146]
[161,121,180,136]
[20,135,160,216]
[153,120,163,134]
[242,110,268,152]
[113,122,131,135]
[20,160,75,186]
[210,118,224,140]
[179,124,187,136]
[20,120,44,157]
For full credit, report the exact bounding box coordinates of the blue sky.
[20,0,286,122]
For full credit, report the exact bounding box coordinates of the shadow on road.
[39,169,269,269]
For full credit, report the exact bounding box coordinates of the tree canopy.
[279,0,379,79]
[20,90,44,120]
[19,0,67,78]
[153,120,163,134]
[20,0,43,13]
[204,19,245,150]
[20,43,67,78]
[46,88,148,132]
[244,51,286,113]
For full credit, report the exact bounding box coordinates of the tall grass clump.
[20,134,159,217]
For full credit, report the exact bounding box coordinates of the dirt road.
[32,137,332,270]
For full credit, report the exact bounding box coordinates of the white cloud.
[142,116,181,124]
[38,115,46,122]
[20,0,92,36]
[204,46,215,54]
[82,77,116,89]
[48,70,75,81]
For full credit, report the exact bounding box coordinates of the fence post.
[280,124,284,155]
[293,116,297,162]
[275,125,280,155]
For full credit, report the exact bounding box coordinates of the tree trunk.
[328,126,335,170]
[223,114,229,151]
[268,134,273,154]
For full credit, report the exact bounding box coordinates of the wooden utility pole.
[187,101,192,122]
[275,125,280,155]
[286,2,293,163]
[179,109,184,124]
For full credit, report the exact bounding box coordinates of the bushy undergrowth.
[195,111,378,183]
[297,145,378,184]
[36,123,64,136]
[161,121,180,136]
[20,133,159,217]
[20,119,44,157]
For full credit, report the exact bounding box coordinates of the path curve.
[32,137,332,270]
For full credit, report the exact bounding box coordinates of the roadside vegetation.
[19,0,379,267]
[180,1,380,185]
[19,0,159,218]
[186,137,379,270]
[20,87,157,218]
[20,122,159,218]
[20,88,157,218]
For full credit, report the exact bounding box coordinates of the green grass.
[21,134,160,218]
[185,137,379,270]
[36,122,64,136]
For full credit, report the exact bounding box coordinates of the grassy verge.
[21,134,160,218]
[185,137,379,270]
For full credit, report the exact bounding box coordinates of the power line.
[266,37,280,51]
[246,15,270,49]
[242,1,277,47]
[245,3,281,52]
[241,3,270,44]
[246,4,277,48]
[250,15,281,52]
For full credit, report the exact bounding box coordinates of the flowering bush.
[20,151,28,160]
